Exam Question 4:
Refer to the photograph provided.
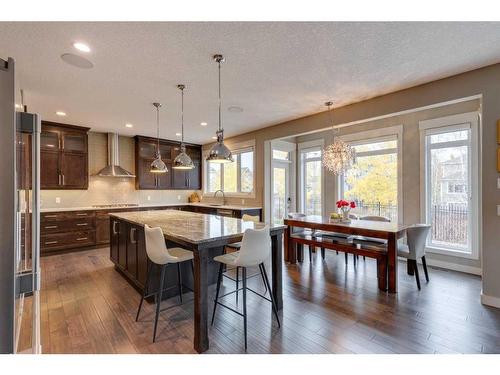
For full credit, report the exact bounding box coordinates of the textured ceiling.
[1,22,500,144]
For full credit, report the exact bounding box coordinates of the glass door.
[14,112,41,354]
[271,163,290,225]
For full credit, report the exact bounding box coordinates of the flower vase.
[341,208,351,223]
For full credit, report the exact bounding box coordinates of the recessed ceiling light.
[200,122,208,126]
[227,105,244,113]
[175,132,182,136]
[73,42,91,53]
[15,104,22,109]
[211,136,217,140]
[125,123,133,128]
[56,111,66,116]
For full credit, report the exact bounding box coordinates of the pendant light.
[173,84,195,170]
[150,102,168,173]
[206,54,233,163]
[321,101,356,175]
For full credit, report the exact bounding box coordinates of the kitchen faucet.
[213,189,226,205]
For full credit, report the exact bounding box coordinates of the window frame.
[298,139,324,216]
[419,112,480,260]
[203,139,256,198]
[336,125,404,223]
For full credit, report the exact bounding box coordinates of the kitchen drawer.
[41,210,95,223]
[41,230,96,253]
[41,217,95,234]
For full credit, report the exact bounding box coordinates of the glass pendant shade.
[150,152,168,173]
[207,130,233,163]
[150,102,168,173]
[207,54,234,164]
[172,84,195,170]
[321,101,356,175]
[173,144,195,169]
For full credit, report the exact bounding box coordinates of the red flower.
[350,201,356,209]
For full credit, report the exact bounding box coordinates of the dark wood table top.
[284,215,410,239]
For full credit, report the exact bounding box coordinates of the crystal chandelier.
[173,84,195,169]
[321,101,356,175]
[150,102,168,173]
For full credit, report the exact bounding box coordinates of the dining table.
[283,215,410,293]
[109,209,285,353]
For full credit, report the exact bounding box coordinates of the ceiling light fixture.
[200,122,208,126]
[150,102,168,174]
[321,101,356,175]
[173,84,195,170]
[56,111,66,116]
[73,42,91,53]
[125,123,133,128]
[207,54,233,163]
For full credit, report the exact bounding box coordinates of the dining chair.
[211,226,280,350]
[224,214,267,302]
[397,224,431,290]
[135,224,194,342]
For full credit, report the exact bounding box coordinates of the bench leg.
[344,252,348,264]
[377,258,388,291]
[297,243,304,262]
[321,247,325,260]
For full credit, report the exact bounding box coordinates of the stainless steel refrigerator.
[0,57,41,354]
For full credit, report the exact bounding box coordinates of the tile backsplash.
[40,132,198,209]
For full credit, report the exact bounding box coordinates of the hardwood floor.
[39,247,500,354]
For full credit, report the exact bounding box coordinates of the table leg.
[193,249,209,353]
[387,233,398,293]
[377,257,387,291]
[284,226,290,262]
[285,226,296,264]
[271,232,283,310]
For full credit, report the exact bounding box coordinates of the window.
[299,146,322,215]
[204,143,255,196]
[339,136,399,222]
[420,112,479,258]
[272,149,289,161]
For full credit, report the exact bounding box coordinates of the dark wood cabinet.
[135,135,201,190]
[41,121,89,190]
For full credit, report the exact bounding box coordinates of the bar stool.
[211,226,280,350]
[135,224,194,342]
[224,214,267,301]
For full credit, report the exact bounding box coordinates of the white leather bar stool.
[135,224,194,342]
[211,226,280,350]
[224,214,267,301]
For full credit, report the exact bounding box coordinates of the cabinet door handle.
[44,225,58,229]
[76,223,88,226]
[112,221,119,235]
[58,174,61,185]
[130,227,137,244]
[45,241,58,245]
[76,237,88,241]
[76,213,88,216]
[44,214,58,218]
[62,174,65,185]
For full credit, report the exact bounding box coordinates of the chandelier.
[321,101,356,175]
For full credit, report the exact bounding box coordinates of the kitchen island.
[108,209,284,353]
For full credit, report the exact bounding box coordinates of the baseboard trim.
[481,293,500,309]
[412,257,482,276]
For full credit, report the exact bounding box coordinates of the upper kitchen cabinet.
[134,135,201,190]
[40,121,90,190]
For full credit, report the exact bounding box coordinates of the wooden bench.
[290,232,388,291]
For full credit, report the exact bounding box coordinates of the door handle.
[112,221,119,235]
[130,227,137,244]
[61,174,65,185]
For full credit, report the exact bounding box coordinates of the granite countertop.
[40,202,262,213]
[109,209,284,245]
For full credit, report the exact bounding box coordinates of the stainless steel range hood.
[95,133,135,177]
